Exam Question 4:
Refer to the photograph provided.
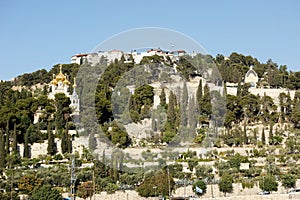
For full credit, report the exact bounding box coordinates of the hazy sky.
[0,0,299,80]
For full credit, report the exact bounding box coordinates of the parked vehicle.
[258,191,270,195]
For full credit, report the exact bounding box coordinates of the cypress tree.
[23,129,30,158]
[12,122,18,154]
[262,128,266,145]
[159,88,167,109]
[202,84,212,117]
[180,82,188,127]
[253,129,257,146]
[269,124,273,145]
[196,79,203,107]
[188,96,198,129]
[151,112,157,132]
[243,122,248,145]
[102,149,106,164]
[47,123,57,156]
[223,82,227,97]
[0,130,6,169]
[88,132,97,151]
[167,91,176,129]
[61,129,68,154]
[68,135,72,154]
[5,120,10,156]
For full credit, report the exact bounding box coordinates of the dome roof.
[63,79,71,85]
[50,65,70,85]
[50,79,58,85]
[55,72,66,81]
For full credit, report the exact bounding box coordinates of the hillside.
[0,51,299,199]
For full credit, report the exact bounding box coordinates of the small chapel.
[244,66,259,88]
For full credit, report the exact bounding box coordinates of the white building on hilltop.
[71,48,187,66]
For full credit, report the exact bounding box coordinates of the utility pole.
[93,168,96,200]
[184,174,186,198]
[153,186,157,198]
[70,156,76,200]
[167,166,171,198]
[211,177,214,198]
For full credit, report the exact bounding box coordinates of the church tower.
[70,77,80,115]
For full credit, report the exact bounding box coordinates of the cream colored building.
[244,66,259,87]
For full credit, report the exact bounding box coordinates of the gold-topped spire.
[55,64,67,82]
[49,64,70,85]
[73,77,77,88]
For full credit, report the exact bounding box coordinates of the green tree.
[23,129,30,158]
[61,129,71,154]
[106,121,131,148]
[187,159,198,171]
[188,96,198,129]
[261,128,266,145]
[260,94,277,123]
[180,82,188,127]
[159,87,167,109]
[200,84,212,117]
[195,165,213,180]
[269,124,273,145]
[279,92,292,121]
[196,79,203,105]
[31,185,62,200]
[167,91,176,129]
[18,173,42,194]
[0,130,6,168]
[281,174,296,189]
[88,132,97,151]
[47,122,57,156]
[12,122,18,154]
[218,173,233,197]
[77,181,94,200]
[259,175,278,192]
[291,91,300,128]
[136,170,175,197]
[54,93,71,131]
[193,180,207,196]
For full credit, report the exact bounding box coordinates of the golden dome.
[50,79,58,85]
[63,79,71,85]
[50,64,71,85]
[55,65,67,81]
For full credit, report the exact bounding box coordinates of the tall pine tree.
[261,128,266,145]
[61,129,69,154]
[159,87,167,109]
[196,79,203,107]
[180,82,188,127]
[201,84,212,117]
[167,91,176,129]
[47,122,57,156]
[0,130,6,169]
[188,96,198,129]
[12,122,18,154]
[23,130,30,158]
[269,124,273,145]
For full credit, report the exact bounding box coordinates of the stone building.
[244,66,259,87]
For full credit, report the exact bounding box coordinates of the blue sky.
[0,0,299,80]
